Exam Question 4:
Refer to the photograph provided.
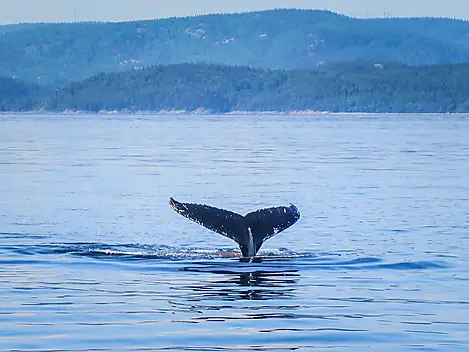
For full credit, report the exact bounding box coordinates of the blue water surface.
[0,113,468,351]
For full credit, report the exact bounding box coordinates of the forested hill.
[2,9,469,86]
[0,76,47,111]
[13,62,466,113]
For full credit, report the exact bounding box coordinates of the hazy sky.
[1,0,469,24]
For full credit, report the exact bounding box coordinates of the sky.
[1,0,469,24]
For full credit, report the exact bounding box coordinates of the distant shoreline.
[2,110,468,117]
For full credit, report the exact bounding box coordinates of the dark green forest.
[0,76,48,111]
[2,9,469,86]
[3,62,469,113]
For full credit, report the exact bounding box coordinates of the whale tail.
[168,197,300,257]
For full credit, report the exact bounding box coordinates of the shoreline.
[1,109,469,116]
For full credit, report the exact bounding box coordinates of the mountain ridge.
[2,9,469,86]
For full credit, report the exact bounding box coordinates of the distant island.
[2,62,469,113]
[1,9,469,114]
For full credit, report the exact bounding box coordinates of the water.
[1,113,468,351]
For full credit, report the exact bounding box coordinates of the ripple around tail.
[64,243,308,260]
[4,242,305,261]
[0,241,450,271]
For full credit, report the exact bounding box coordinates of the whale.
[169,197,300,257]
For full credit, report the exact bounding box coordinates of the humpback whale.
[169,197,300,257]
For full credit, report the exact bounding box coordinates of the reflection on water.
[169,266,300,322]
[178,267,299,302]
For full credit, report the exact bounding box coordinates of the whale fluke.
[169,197,300,257]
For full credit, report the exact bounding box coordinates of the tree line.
[2,62,469,113]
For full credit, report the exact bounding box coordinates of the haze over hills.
[1,9,469,86]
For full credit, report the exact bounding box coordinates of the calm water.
[1,113,468,351]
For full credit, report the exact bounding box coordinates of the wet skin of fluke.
[169,197,300,258]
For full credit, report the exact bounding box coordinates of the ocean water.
[0,113,468,351]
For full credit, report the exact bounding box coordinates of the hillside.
[2,9,469,86]
[38,62,469,113]
[0,75,47,111]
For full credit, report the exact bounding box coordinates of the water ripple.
[0,242,450,272]
[2,114,469,352]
